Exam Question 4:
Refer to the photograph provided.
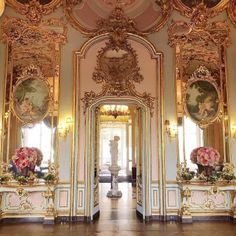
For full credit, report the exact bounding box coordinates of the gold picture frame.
[183,66,221,128]
[12,65,51,124]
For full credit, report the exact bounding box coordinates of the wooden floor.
[1,183,236,235]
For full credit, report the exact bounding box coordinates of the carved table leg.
[230,190,236,222]
[43,186,56,224]
[179,187,192,223]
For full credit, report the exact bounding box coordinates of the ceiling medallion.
[6,0,61,24]
[173,0,229,18]
[227,0,236,27]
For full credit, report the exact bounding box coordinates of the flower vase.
[204,166,213,177]
[20,167,30,177]
[197,164,204,174]
[197,164,213,177]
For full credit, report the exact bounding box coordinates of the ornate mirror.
[0,17,66,175]
[168,17,230,169]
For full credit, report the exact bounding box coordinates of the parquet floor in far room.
[1,183,236,236]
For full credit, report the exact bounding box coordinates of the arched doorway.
[72,32,164,221]
[84,97,151,220]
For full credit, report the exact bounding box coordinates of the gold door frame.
[84,97,151,220]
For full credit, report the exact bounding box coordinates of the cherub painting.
[13,78,50,123]
[185,80,219,123]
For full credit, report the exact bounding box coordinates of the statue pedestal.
[107,165,122,198]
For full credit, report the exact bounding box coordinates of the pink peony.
[12,147,43,171]
[190,147,220,167]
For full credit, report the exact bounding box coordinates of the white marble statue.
[109,135,120,166]
[107,135,122,198]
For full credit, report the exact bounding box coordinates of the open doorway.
[84,98,151,221]
[98,105,135,220]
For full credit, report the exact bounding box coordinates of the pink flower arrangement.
[190,147,220,167]
[12,147,43,171]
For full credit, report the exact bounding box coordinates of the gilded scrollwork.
[1,17,67,45]
[81,34,154,114]
[6,0,62,25]
[190,188,228,210]
[81,8,154,114]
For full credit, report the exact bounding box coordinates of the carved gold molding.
[6,0,62,25]
[173,0,229,18]
[81,27,154,113]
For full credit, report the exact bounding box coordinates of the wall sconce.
[58,116,73,138]
[165,120,177,138]
[231,124,236,138]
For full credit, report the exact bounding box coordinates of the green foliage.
[43,173,56,181]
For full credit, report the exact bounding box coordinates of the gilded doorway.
[84,98,151,221]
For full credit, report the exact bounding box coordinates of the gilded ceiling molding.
[173,0,229,18]
[0,17,67,45]
[227,0,236,27]
[64,1,172,36]
[6,0,62,25]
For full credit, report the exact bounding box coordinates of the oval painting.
[13,78,50,123]
[184,80,220,124]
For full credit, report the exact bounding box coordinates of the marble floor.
[1,183,236,235]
